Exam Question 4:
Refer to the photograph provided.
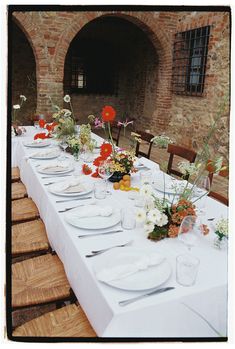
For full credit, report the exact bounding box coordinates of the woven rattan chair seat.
[12,167,20,182]
[12,182,27,200]
[12,198,39,223]
[13,304,96,337]
[12,220,50,256]
[12,254,71,308]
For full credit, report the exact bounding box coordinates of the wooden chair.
[12,182,27,200]
[110,121,122,146]
[12,219,50,258]
[12,254,71,309]
[208,168,229,206]
[12,167,20,182]
[167,144,197,179]
[12,198,39,224]
[135,130,154,159]
[12,303,96,337]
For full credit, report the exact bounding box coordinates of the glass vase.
[213,237,227,250]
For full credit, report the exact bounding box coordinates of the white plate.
[37,163,74,175]
[49,181,93,197]
[65,207,121,230]
[94,247,172,291]
[29,151,60,160]
[24,141,50,148]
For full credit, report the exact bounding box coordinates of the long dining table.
[11,126,228,338]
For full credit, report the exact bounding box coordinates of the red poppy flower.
[39,119,46,128]
[101,106,116,122]
[91,168,101,178]
[34,133,48,140]
[82,164,92,175]
[100,143,112,158]
[93,156,106,167]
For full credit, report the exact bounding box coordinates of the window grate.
[172,26,210,96]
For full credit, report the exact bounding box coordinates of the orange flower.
[93,156,106,167]
[101,106,116,122]
[91,168,101,178]
[100,143,112,158]
[39,119,46,128]
[168,225,179,238]
[34,133,48,140]
[82,164,92,175]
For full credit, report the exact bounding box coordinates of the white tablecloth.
[11,127,228,338]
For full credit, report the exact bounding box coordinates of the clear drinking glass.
[176,254,200,286]
[59,138,68,160]
[178,215,200,251]
[94,182,107,200]
[140,170,153,185]
[121,207,136,230]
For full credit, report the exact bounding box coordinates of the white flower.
[144,221,155,234]
[178,161,200,176]
[140,184,153,197]
[64,95,71,103]
[216,218,228,237]
[64,109,72,117]
[144,196,155,211]
[20,95,27,101]
[147,208,162,224]
[136,208,146,223]
[13,104,20,109]
[156,213,168,227]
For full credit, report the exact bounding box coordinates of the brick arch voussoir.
[55,11,171,79]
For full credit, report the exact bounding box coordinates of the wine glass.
[192,176,210,222]
[178,215,200,251]
[98,160,114,194]
[59,137,68,161]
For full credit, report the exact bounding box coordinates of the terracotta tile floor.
[93,128,229,200]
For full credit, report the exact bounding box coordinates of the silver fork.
[85,240,133,258]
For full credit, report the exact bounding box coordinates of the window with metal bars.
[172,26,210,96]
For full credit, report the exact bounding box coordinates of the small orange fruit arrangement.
[113,175,139,192]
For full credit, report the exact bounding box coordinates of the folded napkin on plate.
[69,205,112,218]
[96,253,165,282]
[52,178,85,193]
[30,149,57,158]
[40,162,69,172]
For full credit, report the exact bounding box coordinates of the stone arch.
[55,11,173,131]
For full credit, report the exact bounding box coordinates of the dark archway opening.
[64,16,158,124]
[11,21,37,125]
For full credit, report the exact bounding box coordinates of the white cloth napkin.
[29,149,58,158]
[69,205,113,219]
[52,178,85,193]
[40,162,69,172]
[96,253,165,282]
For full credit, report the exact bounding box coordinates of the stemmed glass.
[192,176,210,222]
[98,160,114,194]
[59,137,68,161]
[178,215,200,251]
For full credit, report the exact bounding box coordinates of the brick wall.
[11,10,230,160]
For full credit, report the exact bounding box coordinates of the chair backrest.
[110,121,122,146]
[208,167,229,206]
[167,144,197,179]
[135,130,154,159]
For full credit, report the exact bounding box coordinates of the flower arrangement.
[66,135,81,156]
[33,121,58,140]
[214,218,228,245]
[79,123,95,152]
[12,95,27,136]
[151,134,174,148]
[136,185,197,241]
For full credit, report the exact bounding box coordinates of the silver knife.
[119,287,175,306]
[56,196,92,203]
[41,175,72,179]
[78,229,123,238]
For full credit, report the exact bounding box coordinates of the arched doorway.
[11,20,37,125]
[63,16,158,125]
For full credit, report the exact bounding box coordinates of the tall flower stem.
[107,122,117,157]
[69,101,75,121]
